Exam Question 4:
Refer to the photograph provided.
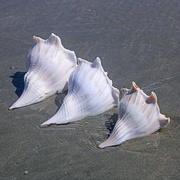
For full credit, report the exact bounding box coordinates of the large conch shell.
[41,57,119,126]
[99,82,170,148]
[9,33,77,109]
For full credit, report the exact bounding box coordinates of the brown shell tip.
[129,82,138,93]
[165,117,170,124]
[159,115,170,128]
[121,88,129,95]
[132,81,138,88]
[146,92,157,104]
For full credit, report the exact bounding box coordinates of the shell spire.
[41,57,119,127]
[33,36,44,45]
[47,33,61,45]
[146,92,157,104]
[92,57,101,68]
[99,82,170,148]
[9,33,77,110]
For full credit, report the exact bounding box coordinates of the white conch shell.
[41,57,119,126]
[99,82,170,148]
[9,33,77,109]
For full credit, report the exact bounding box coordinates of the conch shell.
[99,82,170,148]
[41,57,119,126]
[9,33,77,109]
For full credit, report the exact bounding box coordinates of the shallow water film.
[1,0,180,179]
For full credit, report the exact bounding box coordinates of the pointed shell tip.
[91,57,101,68]
[9,103,16,110]
[98,143,105,149]
[132,82,138,91]
[8,106,13,110]
[77,58,83,64]
[121,88,129,95]
[40,123,49,128]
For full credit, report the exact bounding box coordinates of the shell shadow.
[104,113,118,138]
[55,90,68,109]
[10,71,26,97]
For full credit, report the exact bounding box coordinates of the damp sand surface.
[1,0,180,179]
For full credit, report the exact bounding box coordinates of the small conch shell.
[99,82,170,148]
[9,33,77,109]
[41,57,119,126]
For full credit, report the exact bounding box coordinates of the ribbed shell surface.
[99,82,170,148]
[9,33,77,109]
[41,57,119,126]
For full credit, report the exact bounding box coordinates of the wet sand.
[1,0,180,179]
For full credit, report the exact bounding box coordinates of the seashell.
[99,82,170,148]
[9,33,77,109]
[41,57,119,127]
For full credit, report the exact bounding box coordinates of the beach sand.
[1,0,180,179]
